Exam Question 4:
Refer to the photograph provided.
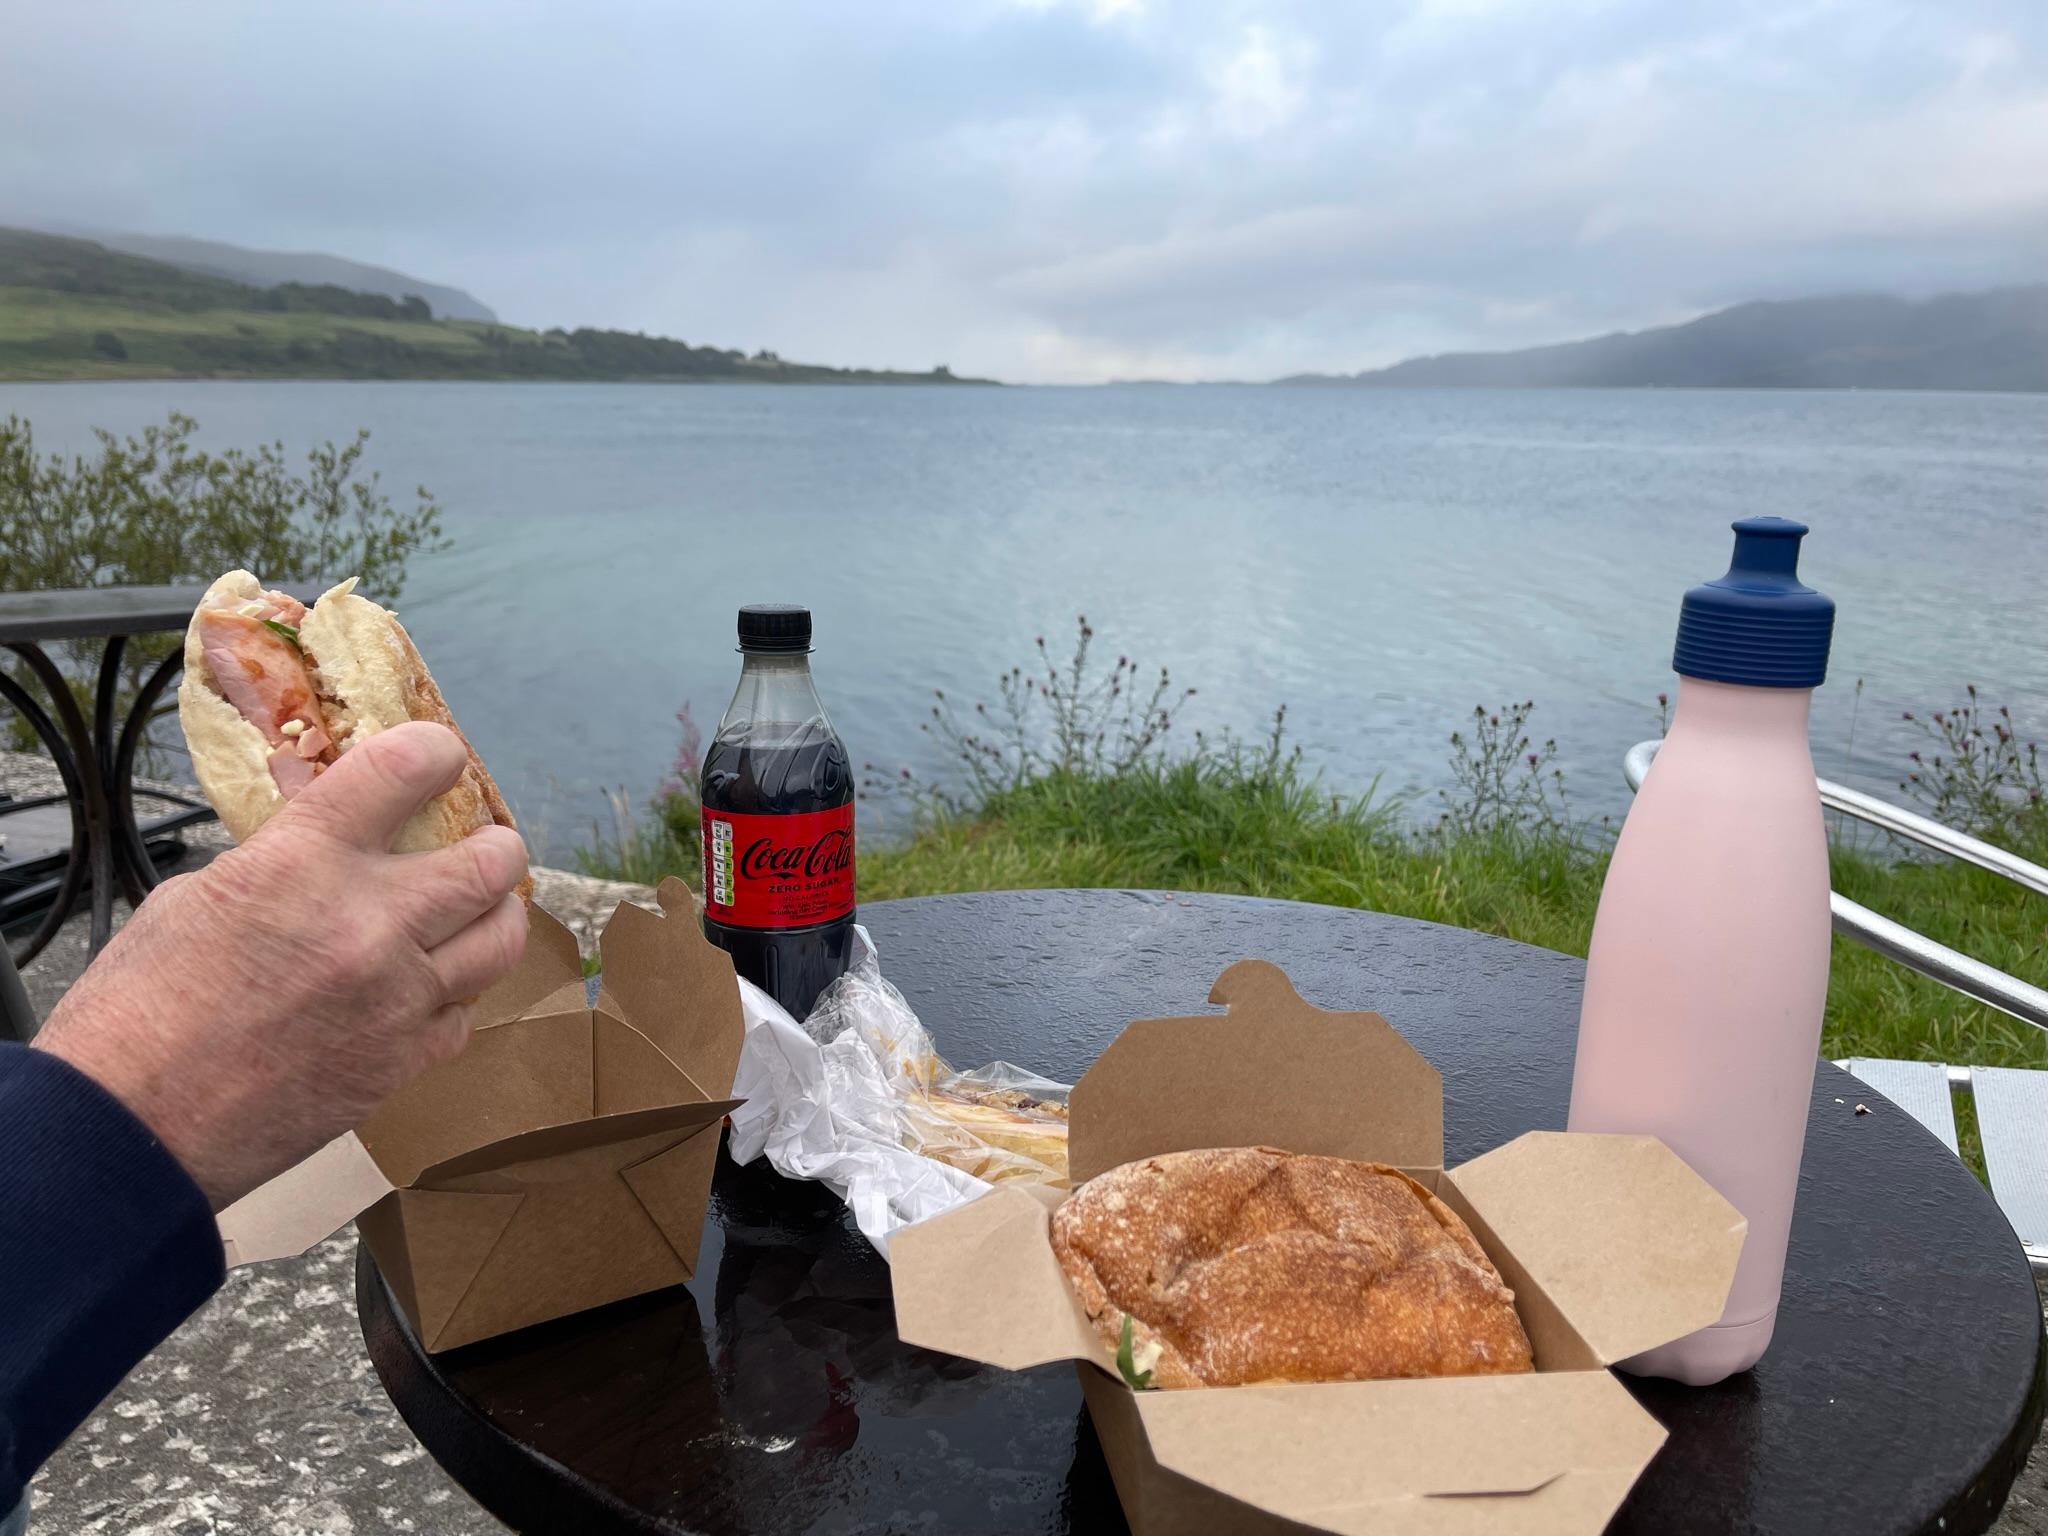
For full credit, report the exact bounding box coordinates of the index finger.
[282,721,469,852]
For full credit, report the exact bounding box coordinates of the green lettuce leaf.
[1116,1314,1155,1391]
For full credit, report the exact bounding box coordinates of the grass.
[0,289,480,344]
[574,628,2047,1175]
[860,765,1611,958]
[0,287,482,378]
[578,751,2048,1071]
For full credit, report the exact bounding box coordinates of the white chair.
[1833,1058,2046,1273]
[1626,741,2048,1274]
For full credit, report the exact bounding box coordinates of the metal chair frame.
[1624,741,2048,1034]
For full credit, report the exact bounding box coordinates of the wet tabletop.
[359,889,2047,1535]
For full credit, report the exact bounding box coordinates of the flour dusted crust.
[178,571,524,882]
[1049,1146,1534,1389]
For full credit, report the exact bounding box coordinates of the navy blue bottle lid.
[1672,517,1834,688]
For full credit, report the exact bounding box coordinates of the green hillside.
[0,228,985,384]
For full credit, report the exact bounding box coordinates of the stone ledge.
[529,865,666,957]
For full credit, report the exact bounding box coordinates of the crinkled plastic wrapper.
[727,928,1070,1253]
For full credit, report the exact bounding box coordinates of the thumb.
[282,721,469,852]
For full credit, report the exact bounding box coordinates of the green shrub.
[0,412,445,755]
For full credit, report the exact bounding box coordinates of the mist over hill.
[43,225,497,322]
[1277,288,2048,393]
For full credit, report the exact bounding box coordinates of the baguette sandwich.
[177,570,526,882]
[917,1083,1070,1186]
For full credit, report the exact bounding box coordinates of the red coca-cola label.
[701,803,856,929]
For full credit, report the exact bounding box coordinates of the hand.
[33,721,530,1210]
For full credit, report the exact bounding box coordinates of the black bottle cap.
[737,604,813,653]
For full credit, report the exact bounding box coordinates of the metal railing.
[1622,740,2048,1034]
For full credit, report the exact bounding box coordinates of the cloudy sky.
[5,0,2046,382]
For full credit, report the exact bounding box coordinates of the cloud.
[2,0,2044,382]
[1011,0,1147,22]
[1206,25,1314,139]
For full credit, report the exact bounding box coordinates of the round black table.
[358,890,2046,1535]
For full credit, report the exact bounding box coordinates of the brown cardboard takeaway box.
[217,877,744,1351]
[891,959,1747,1536]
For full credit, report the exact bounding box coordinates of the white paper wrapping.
[728,927,1037,1254]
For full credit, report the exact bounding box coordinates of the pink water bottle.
[1568,517,1835,1385]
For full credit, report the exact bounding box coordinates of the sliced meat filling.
[195,589,338,799]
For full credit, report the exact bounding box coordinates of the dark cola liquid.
[700,722,856,1019]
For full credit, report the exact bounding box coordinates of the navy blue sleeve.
[0,1043,224,1508]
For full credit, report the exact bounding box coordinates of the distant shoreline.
[1274,285,2048,393]
[10,230,2045,394]
[0,370,1004,387]
[7,375,2044,396]
[0,227,995,388]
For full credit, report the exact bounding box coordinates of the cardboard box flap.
[215,1003,594,1267]
[475,901,586,1029]
[621,1130,723,1270]
[387,1187,528,1348]
[593,1005,707,1116]
[415,1097,741,1185]
[1068,960,1443,1185]
[218,892,746,1301]
[892,1185,1103,1370]
[1134,1372,1667,1536]
[356,1006,596,1186]
[595,878,746,1100]
[348,902,597,1189]
[518,976,590,1025]
[1449,1132,1746,1366]
[218,1131,394,1266]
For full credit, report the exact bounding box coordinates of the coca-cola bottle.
[700,605,856,1018]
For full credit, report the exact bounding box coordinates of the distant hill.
[48,226,498,322]
[1277,287,2048,392]
[0,229,989,385]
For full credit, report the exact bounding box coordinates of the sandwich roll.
[178,570,528,887]
[1052,1147,1534,1388]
